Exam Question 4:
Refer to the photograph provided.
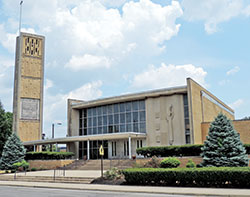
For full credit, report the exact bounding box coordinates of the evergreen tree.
[0,132,26,170]
[201,113,249,167]
[0,100,12,157]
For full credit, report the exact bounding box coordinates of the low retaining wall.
[136,156,250,167]
[28,160,74,170]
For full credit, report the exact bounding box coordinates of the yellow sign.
[99,145,104,156]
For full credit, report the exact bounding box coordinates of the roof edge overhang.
[71,85,187,109]
[23,132,147,146]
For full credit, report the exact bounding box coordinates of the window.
[124,140,129,156]
[126,113,131,123]
[112,141,117,157]
[80,100,146,136]
[137,140,143,149]
[132,101,138,111]
[183,94,191,144]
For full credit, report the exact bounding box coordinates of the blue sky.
[0,0,250,138]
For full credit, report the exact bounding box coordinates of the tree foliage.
[0,100,12,157]
[241,116,250,120]
[0,132,26,170]
[201,113,249,167]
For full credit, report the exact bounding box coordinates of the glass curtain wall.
[79,100,146,136]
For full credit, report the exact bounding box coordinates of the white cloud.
[44,79,53,91]
[0,56,14,111]
[226,66,240,76]
[0,24,36,53]
[242,5,250,16]
[65,80,103,100]
[0,24,17,53]
[2,0,183,69]
[65,54,111,70]
[181,0,249,34]
[99,0,128,7]
[131,63,207,89]
[229,99,244,110]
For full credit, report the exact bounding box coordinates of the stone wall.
[136,157,202,168]
[146,94,186,147]
[201,119,250,144]
[136,155,250,168]
[187,78,234,144]
[28,160,74,170]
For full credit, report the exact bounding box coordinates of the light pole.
[52,122,62,139]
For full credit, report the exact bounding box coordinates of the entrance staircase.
[0,159,135,184]
[0,174,94,184]
[64,159,135,170]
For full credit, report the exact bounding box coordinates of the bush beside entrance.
[25,152,74,160]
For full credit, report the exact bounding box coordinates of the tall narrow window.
[112,141,117,157]
[183,94,190,144]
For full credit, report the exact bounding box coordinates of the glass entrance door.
[79,140,108,159]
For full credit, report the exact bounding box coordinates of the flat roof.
[71,85,187,109]
[23,132,147,146]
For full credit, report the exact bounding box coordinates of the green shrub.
[144,156,161,168]
[137,144,250,158]
[25,152,74,160]
[160,157,180,168]
[104,168,122,180]
[122,167,250,188]
[12,160,29,171]
[186,159,195,168]
[137,144,203,157]
[31,168,37,171]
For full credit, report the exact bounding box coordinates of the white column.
[87,140,90,160]
[33,145,36,152]
[128,136,132,159]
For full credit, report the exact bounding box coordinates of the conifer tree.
[201,113,249,167]
[0,132,26,170]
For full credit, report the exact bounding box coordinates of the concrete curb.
[0,181,250,196]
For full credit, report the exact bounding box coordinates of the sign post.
[99,145,104,178]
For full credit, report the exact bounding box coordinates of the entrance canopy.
[23,132,146,146]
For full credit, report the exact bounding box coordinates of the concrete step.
[0,175,94,184]
[63,159,135,170]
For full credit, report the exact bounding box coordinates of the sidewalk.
[2,170,102,178]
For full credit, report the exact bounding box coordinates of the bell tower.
[12,32,45,142]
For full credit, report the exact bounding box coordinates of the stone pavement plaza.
[0,170,250,196]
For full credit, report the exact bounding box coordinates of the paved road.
[0,186,198,197]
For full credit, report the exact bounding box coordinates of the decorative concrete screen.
[20,98,40,120]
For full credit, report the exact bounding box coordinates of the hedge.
[122,167,250,188]
[25,152,74,160]
[137,144,250,157]
[136,144,203,157]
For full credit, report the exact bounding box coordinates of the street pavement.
[0,186,190,197]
